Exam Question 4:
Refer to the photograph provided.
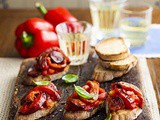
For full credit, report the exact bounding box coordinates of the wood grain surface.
[0,8,160,110]
[9,56,159,120]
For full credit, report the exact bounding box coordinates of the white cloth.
[0,58,22,120]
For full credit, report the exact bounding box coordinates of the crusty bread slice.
[106,102,142,120]
[23,65,70,86]
[63,102,104,120]
[100,55,137,71]
[15,101,58,120]
[92,63,135,82]
[95,37,130,61]
[110,108,142,120]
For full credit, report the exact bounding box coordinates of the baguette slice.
[95,37,130,61]
[15,101,58,120]
[92,63,135,82]
[100,55,137,71]
[63,102,104,120]
[21,58,70,86]
[106,107,142,120]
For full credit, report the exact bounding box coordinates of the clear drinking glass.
[89,0,126,37]
[56,21,92,65]
[119,1,152,48]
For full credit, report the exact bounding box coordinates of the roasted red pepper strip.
[65,80,107,111]
[21,91,40,105]
[28,47,70,77]
[108,97,125,111]
[112,82,143,108]
[45,95,55,108]
[47,57,67,69]
[33,83,61,101]
[84,101,100,111]
[115,88,136,109]
[71,99,86,109]
[15,18,59,58]
[19,92,46,115]
[19,83,61,115]
[98,92,107,100]
[36,3,77,28]
[86,80,99,99]
[108,82,143,111]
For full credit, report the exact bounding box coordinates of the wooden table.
[0,8,160,109]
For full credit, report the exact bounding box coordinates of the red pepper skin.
[15,18,59,58]
[15,39,28,58]
[19,83,61,115]
[108,97,125,111]
[84,101,100,111]
[115,88,136,109]
[28,31,59,57]
[25,18,54,34]
[33,83,61,101]
[19,92,46,115]
[65,81,107,111]
[15,22,25,38]
[108,82,143,111]
[112,82,143,108]
[44,7,77,28]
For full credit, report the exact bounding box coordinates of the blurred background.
[0,0,160,9]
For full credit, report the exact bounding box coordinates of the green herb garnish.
[74,85,95,99]
[33,81,51,86]
[105,113,112,120]
[62,74,78,83]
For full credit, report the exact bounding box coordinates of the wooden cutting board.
[9,56,159,120]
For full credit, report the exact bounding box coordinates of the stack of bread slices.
[92,37,138,82]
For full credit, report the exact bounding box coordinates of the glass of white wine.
[89,0,126,42]
[119,1,152,48]
[56,21,92,65]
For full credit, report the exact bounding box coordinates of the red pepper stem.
[35,2,47,15]
[21,31,34,48]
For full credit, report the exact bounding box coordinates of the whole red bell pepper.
[15,18,59,58]
[35,2,77,28]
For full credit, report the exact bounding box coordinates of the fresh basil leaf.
[74,85,95,99]
[105,113,112,120]
[33,81,51,86]
[62,74,78,83]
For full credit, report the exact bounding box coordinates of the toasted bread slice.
[92,63,135,82]
[106,108,142,120]
[23,65,70,85]
[15,101,58,120]
[100,55,137,71]
[95,37,130,61]
[63,102,104,120]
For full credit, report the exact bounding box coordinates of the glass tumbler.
[119,1,152,48]
[56,21,92,65]
[89,0,126,37]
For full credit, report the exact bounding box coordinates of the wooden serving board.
[9,56,159,120]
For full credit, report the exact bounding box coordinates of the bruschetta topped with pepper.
[15,82,61,120]
[64,80,107,120]
[23,47,70,85]
[106,82,144,120]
